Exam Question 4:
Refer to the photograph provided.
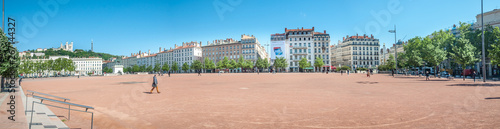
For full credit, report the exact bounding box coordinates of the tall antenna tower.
[91,39,94,52]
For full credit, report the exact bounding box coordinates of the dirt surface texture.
[20,73,500,129]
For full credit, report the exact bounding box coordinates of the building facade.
[272,27,331,72]
[202,38,242,63]
[172,41,203,71]
[334,34,380,70]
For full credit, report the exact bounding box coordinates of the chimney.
[356,34,358,37]
[301,27,303,30]
[285,28,287,31]
[164,48,166,51]
[312,27,314,30]
[324,30,326,33]
[175,44,177,48]
[371,34,374,39]
[148,50,150,55]
[139,50,141,54]
[159,47,162,52]
[343,37,345,41]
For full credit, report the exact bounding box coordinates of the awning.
[304,67,314,70]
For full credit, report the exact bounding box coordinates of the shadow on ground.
[418,79,451,82]
[447,83,500,87]
[356,81,379,84]
[119,82,147,84]
[485,97,500,100]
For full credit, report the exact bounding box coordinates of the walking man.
[425,71,430,81]
[347,70,350,76]
[168,71,171,77]
[198,69,201,76]
[472,71,476,83]
[150,75,160,94]
[19,74,23,86]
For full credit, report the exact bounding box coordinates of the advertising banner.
[271,41,286,60]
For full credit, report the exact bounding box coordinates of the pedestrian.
[367,70,370,77]
[426,71,430,81]
[341,70,343,76]
[472,71,476,82]
[150,75,160,94]
[168,71,170,77]
[198,69,201,76]
[370,69,373,75]
[326,69,329,74]
[19,75,23,86]
[392,69,394,77]
[347,70,350,76]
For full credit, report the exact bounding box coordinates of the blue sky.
[7,0,500,56]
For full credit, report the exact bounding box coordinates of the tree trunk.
[0,77,4,92]
[463,68,466,81]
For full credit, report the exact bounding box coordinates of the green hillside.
[27,49,120,60]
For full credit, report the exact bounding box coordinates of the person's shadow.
[142,92,152,94]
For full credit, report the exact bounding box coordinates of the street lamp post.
[481,0,486,82]
[389,25,397,73]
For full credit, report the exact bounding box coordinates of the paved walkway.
[21,86,70,129]
[0,84,28,129]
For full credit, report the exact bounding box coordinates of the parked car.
[440,71,450,78]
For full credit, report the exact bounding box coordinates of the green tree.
[314,57,324,72]
[154,63,161,72]
[245,60,254,69]
[450,37,479,80]
[386,54,396,70]
[397,52,409,75]
[238,56,245,70]
[298,57,310,72]
[216,60,223,69]
[0,29,20,91]
[132,65,140,72]
[487,26,500,67]
[162,63,170,72]
[340,65,351,70]
[274,57,288,72]
[263,58,270,72]
[221,56,230,69]
[229,59,238,72]
[146,65,153,72]
[191,60,203,71]
[182,62,190,72]
[140,65,146,72]
[404,37,425,75]
[425,31,451,77]
[203,58,215,73]
[123,67,129,73]
[172,61,179,73]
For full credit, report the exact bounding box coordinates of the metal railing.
[26,91,94,129]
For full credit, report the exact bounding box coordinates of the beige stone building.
[333,34,380,70]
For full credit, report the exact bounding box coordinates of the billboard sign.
[270,41,286,59]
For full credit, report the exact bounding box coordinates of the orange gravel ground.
[21,73,500,129]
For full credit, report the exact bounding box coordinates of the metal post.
[91,113,94,129]
[394,25,397,74]
[481,0,486,82]
[29,101,34,129]
[2,0,4,31]
[68,105,71,120]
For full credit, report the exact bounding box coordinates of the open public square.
[19,73,500,129]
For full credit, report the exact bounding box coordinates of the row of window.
[353,52,379,55]
[353,56,379,60]
[353,47,379,50]
[289,61,330,67]
[353,61,379,66]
